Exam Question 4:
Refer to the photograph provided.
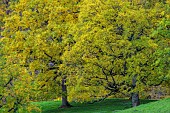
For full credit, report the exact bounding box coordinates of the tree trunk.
[131,75,140,107]
[132,92,140,107]
[60,77,72,108]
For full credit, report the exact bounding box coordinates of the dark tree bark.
[131,75,140,107]
[60,77,72,108]
[131,92,140,107]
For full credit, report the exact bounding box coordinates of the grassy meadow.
[31,98,160,113]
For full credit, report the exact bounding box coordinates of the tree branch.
[89,91,114,104]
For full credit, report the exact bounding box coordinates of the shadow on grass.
[32,99,157,113]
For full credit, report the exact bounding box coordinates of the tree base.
[132,93,140,107]
[59,104,73,108]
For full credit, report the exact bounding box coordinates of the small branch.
[8,107,14,112]
[4,77,13,87]
[43,51,53,60]
[89,91,114,104]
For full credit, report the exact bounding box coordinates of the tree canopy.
[0,0,170,112]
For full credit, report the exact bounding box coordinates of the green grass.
[31,98,157,113]
[117,98,170,113]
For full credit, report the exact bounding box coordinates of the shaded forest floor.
[31,98,159,113]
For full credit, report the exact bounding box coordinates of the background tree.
[1,0,81,112]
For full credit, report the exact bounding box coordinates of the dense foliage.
[0,0,170,112]
[63,0,170,102]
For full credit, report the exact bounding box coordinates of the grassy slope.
[32,99,156,113]
[117,98,170,113]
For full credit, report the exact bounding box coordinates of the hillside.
[117,98,170,113]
